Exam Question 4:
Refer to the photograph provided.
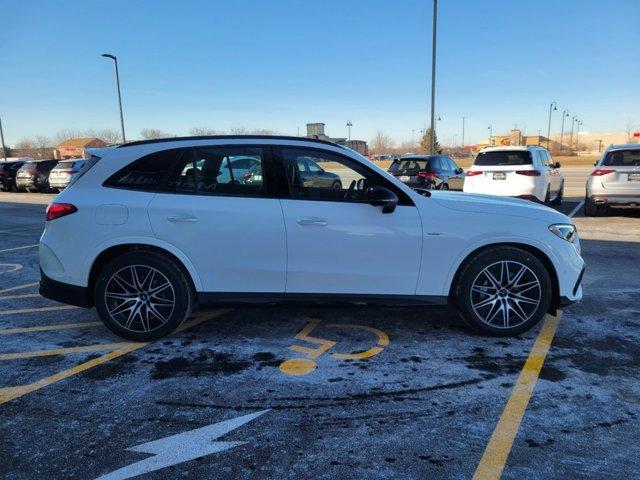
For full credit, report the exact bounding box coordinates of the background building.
[55,137,107,159]
[305,123,368,156]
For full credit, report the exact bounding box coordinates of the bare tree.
[15,138,35,149]
[190,127,219,136]
[94,129,122,144]
[370,130,395,154]
[140,128,173,140]
[229,127,249,135]
[33,135,52,159]
[54,129,83,145]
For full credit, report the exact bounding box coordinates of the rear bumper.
[39,268,91,308]
[588,194,640,207]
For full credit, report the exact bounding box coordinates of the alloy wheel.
[104,265,176,333]
[470,260,541,329]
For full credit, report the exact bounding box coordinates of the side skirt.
[196,292,449,308]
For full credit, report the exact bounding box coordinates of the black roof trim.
[117,135,346,149]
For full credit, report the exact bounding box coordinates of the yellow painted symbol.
[280,318,389,376]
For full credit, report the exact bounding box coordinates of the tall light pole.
[429,0,438,155]
[461,116,465,149]
[559,109,569,153]
[569,115,578,153]
[575,120,583,152]
[546,101,558,149]
[346,121,353,141]
[0,115,6,161]
[101,54,126,144]
[488,125,493,146]
[411,129,415,148]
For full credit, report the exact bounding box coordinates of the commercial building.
[476,129,559,151]
[305,123,368,156]
[55,138,107,159]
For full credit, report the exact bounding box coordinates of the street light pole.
[461,116,465,149]
[346,121,353,141]
[546,101,558,149]
[575,120,583,152]
[101,54,126,144]
[488,125,492,146]
[569,115,578,153]
[559,109,569,153]
[0,115,6,161]
[429,0,438,155]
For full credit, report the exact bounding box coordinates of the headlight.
[548,223,577,243]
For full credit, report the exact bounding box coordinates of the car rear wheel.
[543,187,551,204]
[584,196,607,216]
[94,251,194,341]
[551,182,564,205]
[454,246,552,336]
[332,181,342,189]
[440,182,449,191]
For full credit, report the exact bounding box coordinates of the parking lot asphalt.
[0,195,639,480]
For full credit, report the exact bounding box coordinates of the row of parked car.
[0,157,86,193]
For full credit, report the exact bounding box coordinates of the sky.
[1,0,639,147]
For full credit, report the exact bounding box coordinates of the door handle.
[167,215,198,223]
[297,217,328,227]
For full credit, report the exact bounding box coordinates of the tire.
[584,196,607,216]
[551,182,563,205]
[543,187,551,205]
[454,246,552,336]
[440,183,449,191]
[93,250,194,341]
[331,181,342,189]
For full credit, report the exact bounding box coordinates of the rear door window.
[474,151,533,166]
[389,159,429,175]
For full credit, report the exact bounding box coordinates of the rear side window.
[104,149,181,191]
[602,149,640,167]
[168,147,266,197]
[474,151,532,166]
[389,159,429,174]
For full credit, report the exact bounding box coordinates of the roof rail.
[117,135,346,149]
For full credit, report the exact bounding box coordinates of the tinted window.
[388,159,429,174]
[169,147,266,197]
[104,149,180,191]
[474,151,533,166]
[602,149,640,167]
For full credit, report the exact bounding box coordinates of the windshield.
[389,159,429,174]
[474,151,532,166]
[602,149,640,167]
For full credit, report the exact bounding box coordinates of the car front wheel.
[94,250,194,341]
[454,246,552,336]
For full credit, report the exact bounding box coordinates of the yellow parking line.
[0,309,229,405]
[0,293,41,300]
[472,312,562,480]
[0,342,137,361]
[0,322,102,335]
[0,305,78,316]
[0,282,38,294]
[0,244,39,254]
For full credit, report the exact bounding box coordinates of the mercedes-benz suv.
[39,136,584,341]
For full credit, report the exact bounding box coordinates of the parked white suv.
[464,146,564,204]
[39,136,584,340]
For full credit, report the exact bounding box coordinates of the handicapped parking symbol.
[279,318,389,376]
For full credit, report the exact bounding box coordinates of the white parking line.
[0,305,77,316]
[0,293,40,300]
[0,282,38,294]
[0,244,38,254]
[568,200,584,218]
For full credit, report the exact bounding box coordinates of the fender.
[83,236,204,291]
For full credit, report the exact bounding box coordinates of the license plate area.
[493,172,506,180]
[628,173,640,181]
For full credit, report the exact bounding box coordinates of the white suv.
[464,146,564,204]
[39,136,584,340]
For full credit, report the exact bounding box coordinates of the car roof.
[606,143,640,152]
[479,146,546,153]
[398,155,438,160]
[117,135,345,150]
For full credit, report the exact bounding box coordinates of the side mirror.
[554,162,561,169]
[317,168,325,174]
[367,186,398,214]
[593,161,598,166]
[455,168,464,174]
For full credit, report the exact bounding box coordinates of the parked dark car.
[0,160,28,191]
[289,157,342,189]
[15,159,58,192]
[387,155,465,190]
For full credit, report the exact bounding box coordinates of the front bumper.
[39,268,91,308]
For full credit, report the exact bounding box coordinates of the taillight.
[46,203,77,221]
[516,170,541,176]
[243,172,252,179]
[591,169,615,176]
[466,170,483,176]
[417,171,438,178]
